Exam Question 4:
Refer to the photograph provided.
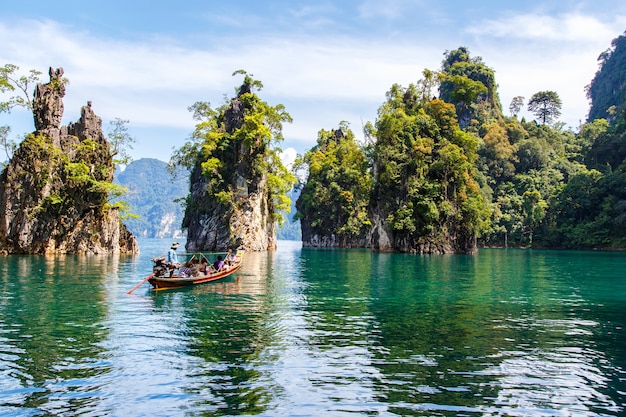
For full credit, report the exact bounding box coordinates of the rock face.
[0,67,138,255]
[184,165,276,252]
[368,211,476,254]
[33,67,66,138]
[300,226,369,248]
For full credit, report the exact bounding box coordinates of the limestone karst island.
[0,67,137,255]
[2,32,626,255]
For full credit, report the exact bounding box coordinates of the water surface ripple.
[0,241,624,416]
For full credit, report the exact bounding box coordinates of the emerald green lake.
[0,239,624,416]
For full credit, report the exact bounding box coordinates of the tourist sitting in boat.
[152,256,169,277]
[199,256,209,274]
[178,261,193,278]
[225,249,236,266]
[213,255,226,272]
[190,258,200,277]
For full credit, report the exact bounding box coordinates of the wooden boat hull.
[148,256,243,290]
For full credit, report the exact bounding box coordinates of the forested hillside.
[114,158,187,238]
[7,32,623,251]
[295,31,626,250]
[294,125,371,247]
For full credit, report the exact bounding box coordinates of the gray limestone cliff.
[184,163,276,252]
[0,67,138,255]
[368,210,476,254]
[300,226,369,248]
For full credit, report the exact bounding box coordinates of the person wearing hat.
[167,242,181,276]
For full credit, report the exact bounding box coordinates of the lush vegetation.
[171,70,296,241]
[4,30,626,251]
[294,122,371,243]
[437,39,626,249]
[368,85,489,252]
[294,62,492,252]
[9,132,126,222]
[295,32,626,250]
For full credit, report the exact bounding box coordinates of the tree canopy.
[107,118,136,166]
[172,70,296,238]
[293,40,626,251]
[438,47,501,128]
[527,90,562,125]
[294,122,371,243]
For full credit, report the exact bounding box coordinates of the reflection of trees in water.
[1,245,620,415]
[0,255,113,413]
[146,250,279,414]
[364,250,623,415]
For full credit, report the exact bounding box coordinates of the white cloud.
[467,12,623,43]
[2,9,624,162]
[1,18,442,157]
[464,12,625,126]
[279,147,298,169]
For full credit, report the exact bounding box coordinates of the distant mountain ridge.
[114,158,187,238]
[114,158,303,241]
[276,187,301,241]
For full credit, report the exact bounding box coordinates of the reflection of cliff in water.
[139,243,306,414]
[146,247,294,414]
[0,255,115,412]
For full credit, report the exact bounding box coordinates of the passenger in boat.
[152,256,168,277]
[179,262,192,278]
[190,258,200,277]
[225,249,236,266]
[213,255,226,271]
[199,256,209,274]
[168,242,180,265]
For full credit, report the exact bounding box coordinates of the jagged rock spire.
[0,67,138,255]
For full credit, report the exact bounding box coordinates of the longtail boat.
[127,251,244,293]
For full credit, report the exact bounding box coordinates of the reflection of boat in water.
[149,252,243,290]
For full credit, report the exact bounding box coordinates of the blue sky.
[2,1,625,164]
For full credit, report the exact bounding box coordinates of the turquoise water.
[0,239,624,416]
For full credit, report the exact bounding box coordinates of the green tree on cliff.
[371,79,490,253]
[438,47,501,128]
[527,91,562,125]
[173,71,294,217]
[546,30,626,249]
[586,31,626,123]
[107,118,136,166]
[509,96,525,117]
[171,71,295,250]
[294,122,371,243]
